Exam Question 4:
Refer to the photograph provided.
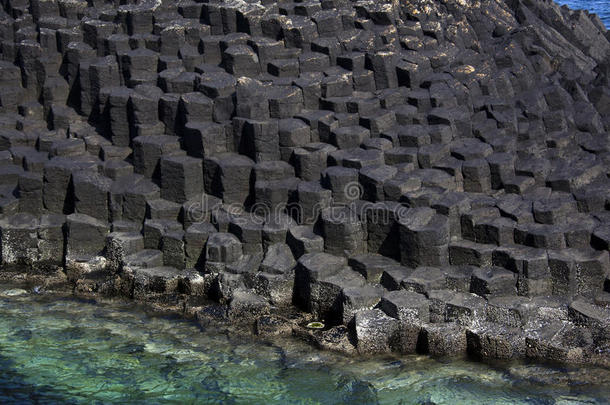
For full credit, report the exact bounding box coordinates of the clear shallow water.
[555,0,610,26]
[0,289,609,404]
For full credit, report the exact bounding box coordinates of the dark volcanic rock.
[0,0,609,364]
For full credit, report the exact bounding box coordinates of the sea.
[1,288,609,404]
[555,0,610,27]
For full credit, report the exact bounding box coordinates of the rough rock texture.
[0,0,609,365]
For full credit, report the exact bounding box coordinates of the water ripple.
[0,291,608,404]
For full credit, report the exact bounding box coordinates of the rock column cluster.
[0,0,609,363]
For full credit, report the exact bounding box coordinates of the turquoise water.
[0,288,609,404]
[555,0,610,26]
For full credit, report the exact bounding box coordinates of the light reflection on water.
[0,289,608,404]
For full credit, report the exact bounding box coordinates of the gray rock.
[184,222,216,269]
[419,323,467,357]
[380,290,430,323]
[401,266,446,296]
[486,296,534,327]
[320,206,366,257]
[340,284,384,324]
[0,213,39,266]
[470,266,516,297]
[129,266,183,300]
[66,213,109,260]
[525,319,593,364]
[294,252,365,323]
[445,292,487,326]
[260,243,296,274]
[467,322,526,360]
[287,225,324,258]
[253,272,294,306]
[352,309,399,355]
[205,232,243,263]
[380,265,413,291]
[348,253,400,283]
[228,290,270,321]
[105,232,144,273]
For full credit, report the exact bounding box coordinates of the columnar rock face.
[0,0,609,364]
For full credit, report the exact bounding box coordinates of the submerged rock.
[0,288,27,297]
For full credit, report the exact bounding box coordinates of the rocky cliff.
[0,0,609,364]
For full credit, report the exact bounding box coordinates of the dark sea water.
[1,288,610,404]
[555,0,610,27]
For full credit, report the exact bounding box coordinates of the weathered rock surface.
[0,0,609,365]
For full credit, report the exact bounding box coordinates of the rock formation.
[0,0,609,364]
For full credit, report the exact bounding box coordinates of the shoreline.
[2,288,610,403]
[1,259,609,368]
[1,0,610,375]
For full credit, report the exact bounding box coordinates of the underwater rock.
[0,288,27,296]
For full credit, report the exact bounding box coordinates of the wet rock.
[181,269,208,297]
[467,322,526,360]
[68,255,109,291]
[253,271,294,307]
[0,288,28,297]
[129,266,183,300]
[195,304,229,326]
[255,314,293,337]
[337,376,379,403]
[525,319,594,364]
[379,289,429,353]
[351,309,399,355]
[105,232,144,273]
[0,213,39,266]
[228,290,270,322]
[293,324,357,355]
[419,323,467,357]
